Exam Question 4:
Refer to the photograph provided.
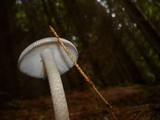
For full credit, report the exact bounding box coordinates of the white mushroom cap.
[18,37,78,78]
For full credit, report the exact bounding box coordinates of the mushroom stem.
[41,48,69,120]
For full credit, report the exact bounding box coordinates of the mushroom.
[18,37,78,120]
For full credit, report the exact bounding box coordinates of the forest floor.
[0,85,160,120]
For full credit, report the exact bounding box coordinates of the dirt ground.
[0,85,160,120]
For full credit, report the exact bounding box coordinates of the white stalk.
[41,48,69,120]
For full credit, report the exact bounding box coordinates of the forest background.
[0,0,160,98]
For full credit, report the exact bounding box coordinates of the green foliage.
[136,0,160,31]
[15,10,29,32]
[39,115,45,120]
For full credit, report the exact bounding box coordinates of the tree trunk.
[0,0,18,93]
[121,0,160,54]
[128,31,160,81]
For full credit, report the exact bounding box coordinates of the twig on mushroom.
[18,37,78,120]
[49,25,117,120]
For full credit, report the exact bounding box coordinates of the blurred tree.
[0,0,19,94]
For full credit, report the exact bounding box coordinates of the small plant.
[39,115,45,120]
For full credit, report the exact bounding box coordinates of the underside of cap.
[18,37,78,78]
